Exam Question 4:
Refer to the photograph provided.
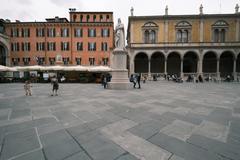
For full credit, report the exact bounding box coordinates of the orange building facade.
[0,11,114,67]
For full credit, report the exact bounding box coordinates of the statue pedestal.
[108,49,131,90]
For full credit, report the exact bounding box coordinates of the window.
[22,42,31,51]
[61,42,69,51]
[11,28,19,37]
[36,42,45,51]
[36,28,45,37]
[176,30,189,42]
[75,28,83,37]
[76,58,81,65]
[88,42,96,51]
[49,58,55,65]
[11,43,20,51]
[142,22,158,44]
[87,15,90,22]
[102,28,109,37]
[22,28,30,37]
[63,57,69,65]
[101,42,108,51]
[47,42,56,51]
[61,28,69,37]
[103,58,108,65]
[89,58,95,65]
[37,57,45,65]
[80,15,83,22]
[88,28,96,37]
[77,42,83,51]
[47,28,56,37]
[212,20,228,42]
[106,15,110,21]
[175,21,192,43]
[93,15,96,22]
[100,15,103,22]
[12,58,20,66]
[23,57,30,65]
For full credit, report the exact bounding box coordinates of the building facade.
[0,11,113,67]
[127,6,240,80]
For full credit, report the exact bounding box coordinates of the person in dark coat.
[137,73,141,89]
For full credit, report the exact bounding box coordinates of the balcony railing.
[129,42,240,48]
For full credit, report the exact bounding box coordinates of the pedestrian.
[137,73,141,89]
[51,75,59,96]
[24,80,32,96]
[130,74,136,88]
[143,75,147,83]
[103,74,107,89]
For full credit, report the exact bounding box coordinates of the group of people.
[24,75,59,96]
[101,74,112,89]
[130,74,141,89]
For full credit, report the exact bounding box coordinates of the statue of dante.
[115,18,125,50]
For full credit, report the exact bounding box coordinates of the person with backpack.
[51,75,59,96]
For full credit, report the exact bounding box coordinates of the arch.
[151,52,165,73]
[134,52,149,73]
[0,44,6,66]
[176,21,192,28]
[220,51,234,77]
[237,53,240,73]
[167,52,181,76]
[183,51,198,73]
[203,51,217,73]
[143,22,158,27]
[212,20,229,27]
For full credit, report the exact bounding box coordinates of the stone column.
[180,58,183,78]
[164,59,167,75]
[148,59,151,78]
[200,19,204,42]
[233,58,237,81]
[164,21,169,43]
[217,58,220,81]
[198,55,203,75]
[236,16,240,41]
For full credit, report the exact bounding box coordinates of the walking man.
[51,75,59,96]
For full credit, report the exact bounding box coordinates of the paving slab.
[40,129,82,160]
[64,151,92,160]
[128,119,167,140]
[11,149,45,160]
[187,134,240,160]
[159,120,197,141]
[0,128,40,160]
[10,108,31,120]
[75,111,101,123]
[192,120,229,143]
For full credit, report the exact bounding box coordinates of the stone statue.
[165,5,168,15]
[115,18,125,50]
[131,7,134,16]
[235,4,239,13]
[200,4,203,15]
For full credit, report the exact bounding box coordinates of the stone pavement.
[0,82,240,160]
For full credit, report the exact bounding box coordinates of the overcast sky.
[0,0,239,28]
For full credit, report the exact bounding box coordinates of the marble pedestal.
[108,49,131,90]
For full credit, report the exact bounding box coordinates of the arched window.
[175,21,191,43]
[144,30,150,43]
[149,30,156,43]
[212,20,228,42]
[142,22,158,44]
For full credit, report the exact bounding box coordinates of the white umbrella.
[41,65,65,71]
[88,66,112,72]
[63,66,88,71]
[0,65,17,72]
